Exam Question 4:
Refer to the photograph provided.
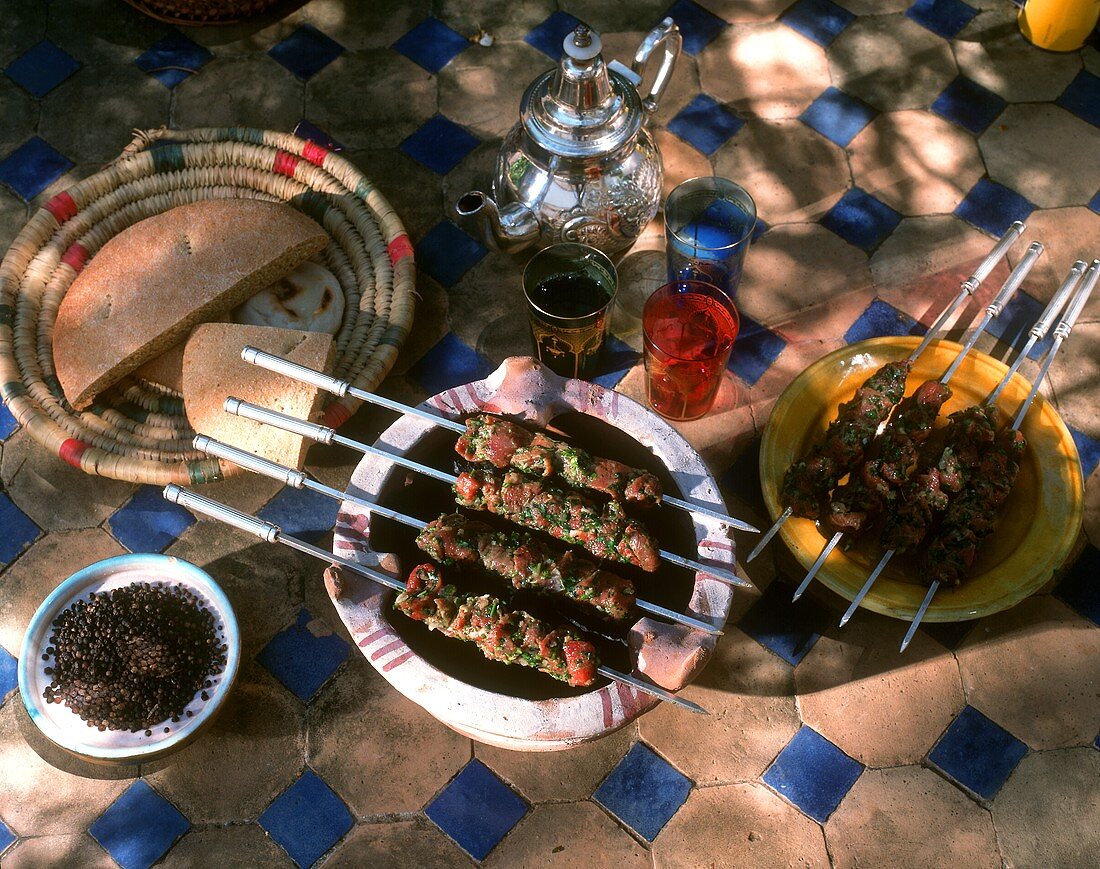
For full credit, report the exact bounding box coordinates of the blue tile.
[259,769,352,867]
[399,114,480,175]
[415,220,487,288]
[727,313,787,387]
[1055,545,1100,626]
[108,485,195,554]
[407,333,494,397]
[257,609,349,702]
[0,402,16,440]
[89,781,190,869]
[906,0,979,39]
[0,137,74,202]
[668,94,744,156]
[591,334,640,389]
[763,726,863,822]
[954,178,1036,238]
[820,187,902,252]
[0,646,16,701]
[269,25,344,81]
[593,742,692,841]
[737,578,824,666]
[799,86,876,148]
[1088,190,1100,216]
[524,12,583,60]
[4,40,81,98]
[751,218,769,242]
[0,492,39,568]
[1056,70,1100,129]
[426,759,528,860]
[293,119,343,152]
[258,485,340,544]
[931,75,1006,135]
[0,819,13,856]
[844,298,924,344]
[781,0,855,47]
[393,16,469,74]
[665,0,728,56]
[134,30,212,88]
[1069,425,1100,481]
[928,705,1028,800]
[984,290,1055,361]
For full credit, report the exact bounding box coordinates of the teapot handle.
[632,18,682,114]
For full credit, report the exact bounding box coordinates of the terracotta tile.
[323,818,472,868]
[1085,45,1100,76]
[474,724,635,802]
[993,748,1100,868]
[831,0,910,12]
[483,802,649,867]
[285,0,431,51]
[825,766,1001,869]
[652,782,830,868]
[446,251,535,364]
[0,528,125,657]
[344,148,445,242]
[174,55,303,132]
[1045,320,1100,443]
[849,111,984,217]
[437,0,557,42]
[654,129,714,200]
[562,0,673,32]
[714,119,850,224]
[1,833,114,868]
[184,471,284,519]
[980,104,1100,209]
[142,663,306,823]
[954,21,1083,102]
[957,596,1100,749]
[698,23,830,120]
[0,703,131,835]
[638,627,799,784]
[1004,208,1100,320]
[441,137,503,217]
[737,223,872,327]
[439,42,548,140]
[307,51,437,150]
[0,78,37,154]
[45,0,165,64]
[0,431,136,533]
[0,188,27,253]
[794,612,965,767]
[699,0,798,22]
[602,31,701,122]
[0,0,46,68]
[307,653,471,816]
[163,823,294,867]
[829,15,958,112]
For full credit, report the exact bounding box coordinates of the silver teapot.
[455,19,682,255]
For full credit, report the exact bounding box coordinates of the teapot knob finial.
[573,24,591,47]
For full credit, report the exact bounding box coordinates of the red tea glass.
[642,281,739,420]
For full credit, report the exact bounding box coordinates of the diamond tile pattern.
[0,403,16,440]
[799,87,875,148]
[1055,544,1100,626]
[524,12,583,60]
[108,486,195,553]
[399,114,480,175]
[593,742,692,842]
[820,187,902,251]
[1089,190,1100,216]
[0,137,74,201]
[668,94,744,156]
[257,485,340,543]
[727,315,788,386]
[5,40,81,98]
[407,332,494,396]
[1056,70,1100,129]
[416,220,487,288]
[0,646,17,701]
[393,16,469,74]
[269,25,344,81]
[425,759,528,860]
[955,178,1036,237]
[763,726,864,822]
[781,0,855,48]
[256,608,350,702]
[737,580,825,666]
[0,492,40,567]
[89,781,190,869]
[932,76,1006,135]
[1069,426,1100,480]
[905,0,979,40]
[258,769,353,867]
[927,706,1028,800]
[844,298,923,343]
[0,820,13,856]
[984,291,1055,362]
[665,0,728,56]
[135,30,212,88]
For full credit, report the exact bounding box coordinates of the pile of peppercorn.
[42,582,227,735]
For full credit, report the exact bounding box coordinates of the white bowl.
[18,554,240,764]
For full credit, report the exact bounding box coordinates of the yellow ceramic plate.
[760,336,1083,622]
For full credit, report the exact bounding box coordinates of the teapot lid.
[520,24,644,159]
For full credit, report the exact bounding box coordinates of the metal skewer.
[745,222,1027,565]
[193,435,723,636]
[900,257,1100,652]
[223,398,752,590]
[239,345,758,534]
[162,485,709,714]
[794,242,1043,604]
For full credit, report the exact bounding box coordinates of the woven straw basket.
[0,126,416,485]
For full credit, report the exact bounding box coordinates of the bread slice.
[182,323,335,470]
[53,200,328,409]
[133,312,232,394]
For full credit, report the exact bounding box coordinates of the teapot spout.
[455,191,540,254]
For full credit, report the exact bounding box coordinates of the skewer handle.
[194,435,307,489]
[985,242,1043,317]
[163,485,280,543]
[241,346,350,397]
[1053,259,1100,340]
[225,397,336,444]
[1030,261,1087,338]
[962,221,1025,294]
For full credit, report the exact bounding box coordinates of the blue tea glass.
[665,177,757,295]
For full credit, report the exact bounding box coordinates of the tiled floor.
[1,0,1098,867]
